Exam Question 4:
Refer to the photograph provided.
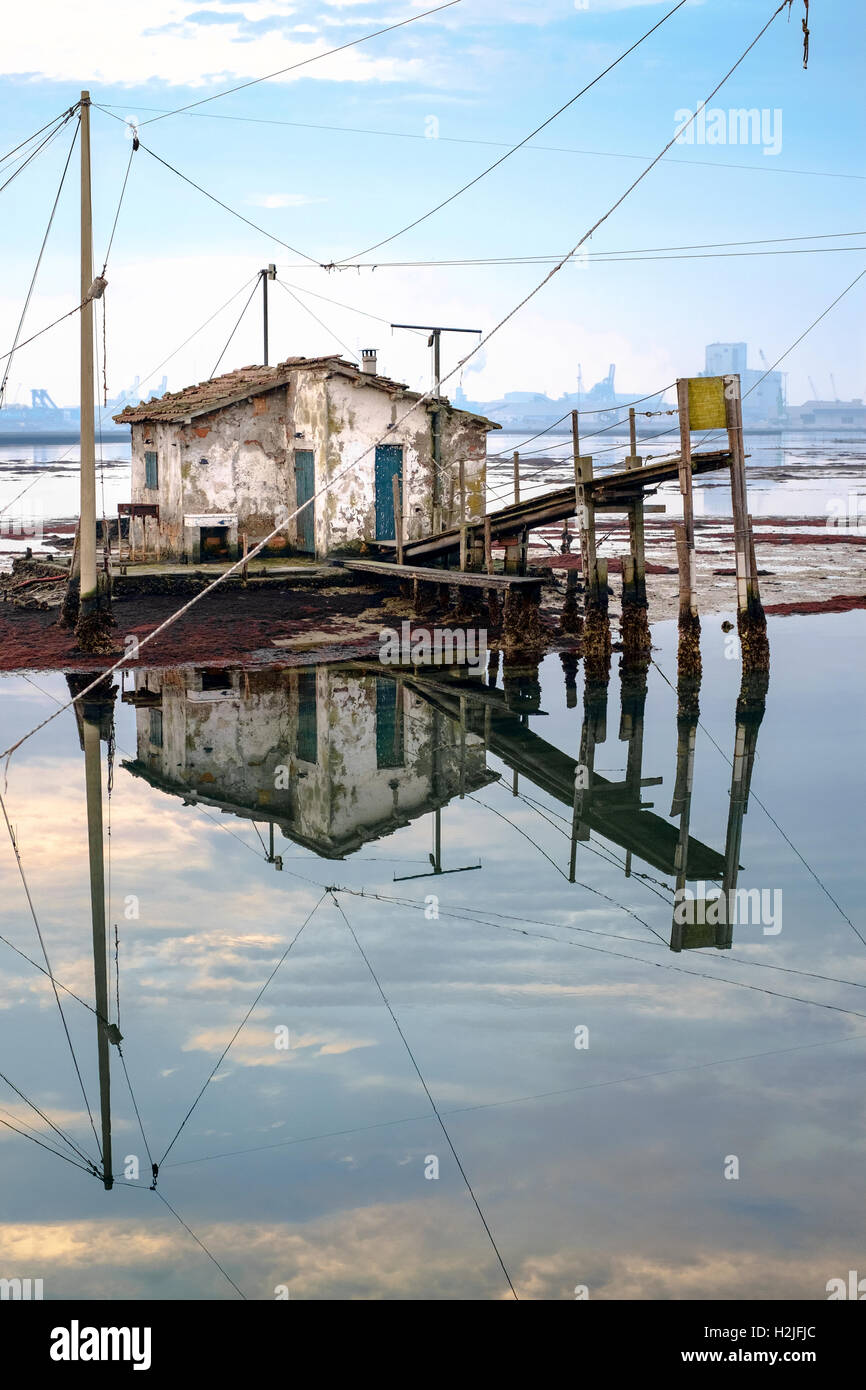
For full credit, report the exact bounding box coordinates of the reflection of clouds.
[0,1203,852,1301]
[181,1024,377,1065]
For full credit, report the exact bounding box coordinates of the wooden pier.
[365,373,768,674]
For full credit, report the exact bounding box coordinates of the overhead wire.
[0,107,77,170]
[0,1064,99,1173]
[319,242,866,271]
[0,1111,100,1175]
[95,102,865,184]
[336,0,689,264]
[0,109,77,196]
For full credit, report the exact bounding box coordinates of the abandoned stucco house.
[114,352,500,562]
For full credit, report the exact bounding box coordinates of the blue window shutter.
[144,450,159,489]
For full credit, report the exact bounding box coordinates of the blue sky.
[1,0,864,407]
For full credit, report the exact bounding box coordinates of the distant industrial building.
[786,398,866,430]
[453,363,667,431]
[701,343,784,425]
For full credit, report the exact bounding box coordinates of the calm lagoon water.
[0,610,863,1299]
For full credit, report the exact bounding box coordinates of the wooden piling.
[484,516,493,574]
[675,379,699,618]
[674,520,701,686]
[502,586,547,663]
[559,567,581,636]
[513,451,520,505]
[575,453,597,597]
[725,379,769,671]
[241,532,248,585]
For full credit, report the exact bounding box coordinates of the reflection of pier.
[403,670,725,881]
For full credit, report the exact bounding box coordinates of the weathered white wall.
[316,373,430,555]
[128,369,493,560]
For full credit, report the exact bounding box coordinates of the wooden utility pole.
[79,92,96,618]
[75,92,112,651]
[261,264,276,365]
[513,451,520,505]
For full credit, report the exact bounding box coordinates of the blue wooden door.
[374,445,403,540]
[294,451,315,553]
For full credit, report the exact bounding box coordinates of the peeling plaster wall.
[131,390,290,560]
[131,420,184,554]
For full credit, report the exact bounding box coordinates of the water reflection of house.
[121,666,496,858]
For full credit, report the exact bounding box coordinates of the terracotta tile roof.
[112,355,412,423]
[112,354,500,430]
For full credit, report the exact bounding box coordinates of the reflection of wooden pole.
[670,717,697,953]
[83,713,113,1188]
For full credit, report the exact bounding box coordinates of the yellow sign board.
[686,376,727,431]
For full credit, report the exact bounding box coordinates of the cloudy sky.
[1,0,864,409]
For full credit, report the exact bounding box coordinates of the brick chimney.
[361,348,377,375]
